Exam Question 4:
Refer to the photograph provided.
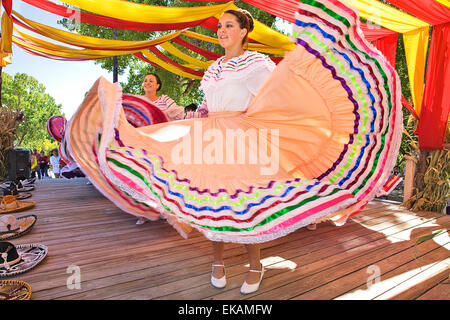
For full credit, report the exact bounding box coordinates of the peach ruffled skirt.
[65,0,402,243]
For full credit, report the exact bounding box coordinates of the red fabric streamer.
[13,37,99,61]
[386,0,450,25]
[359,23,397,42]
[417,22,450,150]
[2,0,12,16]
[12,16,167,52]
[134,52,162,69]
[401,95,419,119]
[147,46,204,77]
[230,0,298,23]
[173,36,222,60]
[20,0,207,31]
[359,24,398,77]
[371,33,398,68]
[387,0,450,150]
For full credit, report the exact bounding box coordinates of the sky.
[4,1,128,118]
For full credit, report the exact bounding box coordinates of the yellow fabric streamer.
[11,7,289,73]
[14,28,159,59]
[57,1,293,53]
[140,50,203,80]
[403,27,429,116]
[13,11,182,51]
[341,0,430,115]
[249,20,295,52]
[1,12,13,67]
[182,30,286,55]
[340,0,429,33]
[58,0,235,24]
[159,42,213,70]
[13,36,107,59]
[435,0,450,9]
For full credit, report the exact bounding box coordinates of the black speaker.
[7,148,31,181]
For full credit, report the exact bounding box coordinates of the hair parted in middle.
[223,8,255,46]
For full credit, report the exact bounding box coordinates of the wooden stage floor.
[6,178,450,300]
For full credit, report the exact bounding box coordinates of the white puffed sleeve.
[245,59,276,96]
[163,96,186,121]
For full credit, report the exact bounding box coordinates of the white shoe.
[240,267,265,295]
[136,217,147,225]
[211,264,226,289]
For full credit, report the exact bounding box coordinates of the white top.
[200,51,276,112]
[150,95,185,121]
[50,155,61,174]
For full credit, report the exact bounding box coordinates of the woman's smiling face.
[217,13,247,50]
[142,74,160,94]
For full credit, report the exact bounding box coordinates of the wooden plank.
[245,216,449,300]
[331,230,450,300]
[6,179,448,300]
[416,277,450,300]
[300,233,450,299]
[28,197,404,299]
[156,212,444,300]
[376,258,450,300]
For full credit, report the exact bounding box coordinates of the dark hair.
[185,103,198,112]
[223,9,254,45]
[146,73,162,92]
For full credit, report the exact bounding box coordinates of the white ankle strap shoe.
[211,264,226,288]
[240,268,265,295]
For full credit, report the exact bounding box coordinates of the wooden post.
[0,66,3,108]
[403,154,418,202]
[113,29,118,83]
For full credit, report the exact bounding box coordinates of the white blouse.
[149,95,185,121]
[199,51,276,113]
[50,155,61,174]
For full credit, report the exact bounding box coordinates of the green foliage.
[394,35,416,174]
[122,57,204,106]
[1,72,62,153]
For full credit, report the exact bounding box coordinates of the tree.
[1,72,63,150]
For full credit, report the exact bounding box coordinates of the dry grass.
[403,124,450,214]
[0,108,22,180]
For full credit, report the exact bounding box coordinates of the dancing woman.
[66,0,402,295]
[133,73,187,224]
[141,73,186,121]
[185,8,276,293]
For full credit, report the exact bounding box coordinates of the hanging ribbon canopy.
[385,0,450,151]
[9,0,292,80]
[3,0,450,149]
